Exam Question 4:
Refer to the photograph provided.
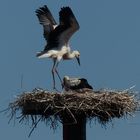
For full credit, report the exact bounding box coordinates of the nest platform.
[9,88,139,127]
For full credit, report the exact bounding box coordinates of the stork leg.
[55,61,64,89]
[52,59,57,90]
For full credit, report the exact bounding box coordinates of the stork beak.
[76,57,80,66]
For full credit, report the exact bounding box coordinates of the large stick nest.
[9,88,139,128]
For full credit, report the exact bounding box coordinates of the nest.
[8,88,139,128]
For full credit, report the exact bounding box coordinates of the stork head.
[63,76,70,90]
[74,51,80,66]
[63,76,70,81]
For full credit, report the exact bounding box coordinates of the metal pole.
[63,115,86,140]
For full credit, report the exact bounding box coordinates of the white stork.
[63,76,93,92]
[36,5,80,90]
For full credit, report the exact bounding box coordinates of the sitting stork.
[63,76,93,92]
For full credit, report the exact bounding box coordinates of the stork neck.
[63,51,75,60]
[67,51,75,59]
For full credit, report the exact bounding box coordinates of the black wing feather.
[36,5,57,40]
[58,7,80,43]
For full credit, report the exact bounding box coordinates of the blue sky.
[0,0,140,139]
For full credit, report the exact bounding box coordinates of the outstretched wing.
[36,5,57,40]
[58,7,80,44]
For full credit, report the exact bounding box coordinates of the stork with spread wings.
[36,5,80,90]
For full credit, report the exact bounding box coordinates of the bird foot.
[53,87,61,93]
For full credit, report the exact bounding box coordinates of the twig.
[28,117,42,137]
